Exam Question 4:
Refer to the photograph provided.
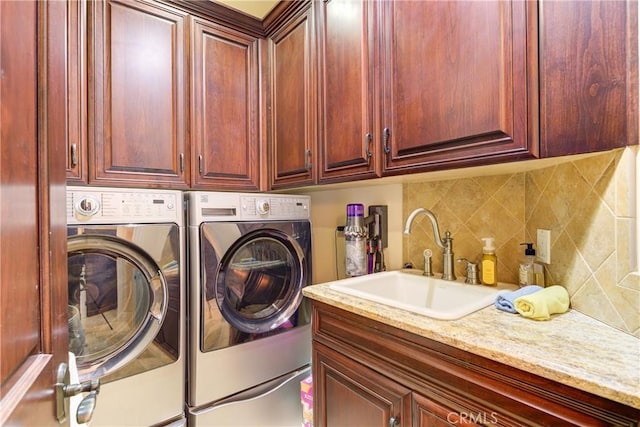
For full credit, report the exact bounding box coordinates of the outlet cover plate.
[537,229,551,264]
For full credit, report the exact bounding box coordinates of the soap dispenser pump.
[519,243,544,287]
[480,237,497,286]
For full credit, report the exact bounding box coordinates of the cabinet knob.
[389,416,399,427]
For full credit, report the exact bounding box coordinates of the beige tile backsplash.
[403,147,639,336]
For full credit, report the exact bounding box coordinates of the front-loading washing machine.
[185,191,312,426]
[66,186,185,426]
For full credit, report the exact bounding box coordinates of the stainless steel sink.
[328,270,510,320]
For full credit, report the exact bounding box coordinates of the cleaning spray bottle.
[480,237,497,286]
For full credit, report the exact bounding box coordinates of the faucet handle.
[457,258,479,285]
[423,249,434,277]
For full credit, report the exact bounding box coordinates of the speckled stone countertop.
[302,271,640,410]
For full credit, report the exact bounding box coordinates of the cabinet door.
[66,0,88,184]
[89,0,188,187]
[380,1,535,175]
[1,0,69,424]
[191,18,260,191]
[317,0,378,183]
[268,3,316,189]
[313,343,411,427]
[539,0,638,157]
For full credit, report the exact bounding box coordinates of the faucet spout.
[403,208,445,249]
[403,208,456,281]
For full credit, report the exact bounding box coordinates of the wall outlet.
[536,229,551,264]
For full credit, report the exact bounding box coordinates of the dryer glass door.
[201,226,306,351]
[67,224,180,383]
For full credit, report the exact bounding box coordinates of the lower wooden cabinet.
[311,301,640,427]
[314,342,411,427]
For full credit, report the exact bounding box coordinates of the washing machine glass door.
[67,233,169,382]
[212,228,305,337]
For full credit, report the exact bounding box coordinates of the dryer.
[186,191,312,426]
[66,186,185,426]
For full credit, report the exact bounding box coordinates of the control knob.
[256,199,270,215]
[75,196,100,217]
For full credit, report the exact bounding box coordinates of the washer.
[66,186,185,427]
[186,191,312,426]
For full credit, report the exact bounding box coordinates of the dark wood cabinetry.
[316,0,379,183]
[267,2,317,190]
[1,1,69,423]
[539,0,638,157]
[314,342,411,427]
[312,301,640,427]
[66,0,637,191]
[89,0,189,187]
[190,18,261,190]
[379,0,537,175]
[66,0,88,184]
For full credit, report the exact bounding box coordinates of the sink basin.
[328,270,510,320]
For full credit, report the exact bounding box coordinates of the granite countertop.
[302,272,640,410]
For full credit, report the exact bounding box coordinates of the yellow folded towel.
[514,285,570,320]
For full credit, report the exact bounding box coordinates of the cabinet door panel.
[90,0,188,187]
[540,0,638,156]
[191,19,260,190]
[269,5,316,189]
[66,0,88,183]
[318,0,378,183]
[381,1,534,173]
[314,343,411,427]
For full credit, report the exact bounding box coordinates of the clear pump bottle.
[519,242,544,286]
[345,204,367,277]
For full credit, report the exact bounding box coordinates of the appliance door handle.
[189,365,311,416]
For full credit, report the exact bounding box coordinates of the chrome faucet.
[403,208,456,281]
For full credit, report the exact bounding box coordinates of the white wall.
[295,184,404,284]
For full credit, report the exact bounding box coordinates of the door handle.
[365,133,373,165]
[70,143,78,167]
[383,128,391,154]
[56,362,100,424]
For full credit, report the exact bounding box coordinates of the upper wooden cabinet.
[66,0,88,184]
[190,18,261,191]
[316,0,379,184]
[380,0,537,175]
[89,0,189,187]
[539,0,638,157]
[267,2,317,190]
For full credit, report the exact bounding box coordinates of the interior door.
[0,1,70,425]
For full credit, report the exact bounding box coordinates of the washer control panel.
[67,187,181,224]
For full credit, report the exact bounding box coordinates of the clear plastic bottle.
[519,242,544,286]
[345,204,367,277]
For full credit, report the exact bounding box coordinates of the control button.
[256,199,270,215]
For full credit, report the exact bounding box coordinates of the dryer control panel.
[241,196,309,220]
[188,192,310,223]
[67,186,182,225]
